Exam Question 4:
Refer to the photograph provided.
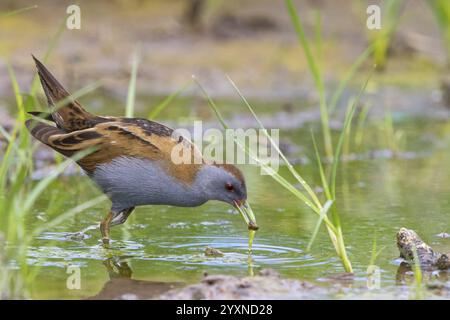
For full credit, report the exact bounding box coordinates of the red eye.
[225,183,234,192]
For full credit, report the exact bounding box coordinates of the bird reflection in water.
[89,257,182,300]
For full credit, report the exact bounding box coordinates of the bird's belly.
[91,157,206,211]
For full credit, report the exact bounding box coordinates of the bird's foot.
[65,224,98,241]
[102,237,111,247]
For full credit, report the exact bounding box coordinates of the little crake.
[26,56,258,245]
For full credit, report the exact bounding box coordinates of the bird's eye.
[225,183,234,192]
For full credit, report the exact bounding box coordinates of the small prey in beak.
[234,200,259,231]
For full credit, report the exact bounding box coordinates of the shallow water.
[13,110,450,299]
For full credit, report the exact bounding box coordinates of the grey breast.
[91,156,207,212]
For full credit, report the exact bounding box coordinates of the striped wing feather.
[26,118,202,182]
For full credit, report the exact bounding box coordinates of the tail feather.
[32,55,95,132]
[28,111,53,121]
[25,119,65,145]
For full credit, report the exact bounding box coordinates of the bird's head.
[195,163,258,230]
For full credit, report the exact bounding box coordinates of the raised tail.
[32,55,96,132]
[25,118,76,158]
[25,119,65,145]
[25,119,101,160]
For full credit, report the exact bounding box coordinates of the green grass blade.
[194,78,321,212]
[371,0,403,69]
[329,46,374,114]
[194,78,345,236]
[226,75,323,210]
[193,76,229,129]
[314,10,322,65]
[427,0,449,63]
[47,81,102,114]
[285,0,332,158]
[307,200,333,251]
[0,124,29,164]
[354,102,371,149]
[285,0,322,89]
[411,245,424,299]
[148,82,191,119]
[342,99,355,156]
[6,62,25,120]
[0,5,37,18]
[30,195,107,238]
[330,73,372,199]
[196,75,355,271]
[311,130,331,200]
[28,81,102,133]
[21,148,97,213]
[126,50,140,118]
[369,234,385,266]
[324,72,372,275]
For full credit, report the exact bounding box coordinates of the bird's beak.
[234,200,259,231]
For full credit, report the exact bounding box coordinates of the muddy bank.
[158,269,331,300]
[90,266,332,300]
[92,266,450,300]
[88,257,331,299]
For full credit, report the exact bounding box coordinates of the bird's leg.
[100,211,113,245]
[100,207,135,246]
[110,207,135,227]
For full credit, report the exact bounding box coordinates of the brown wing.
[26,118,203,183]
